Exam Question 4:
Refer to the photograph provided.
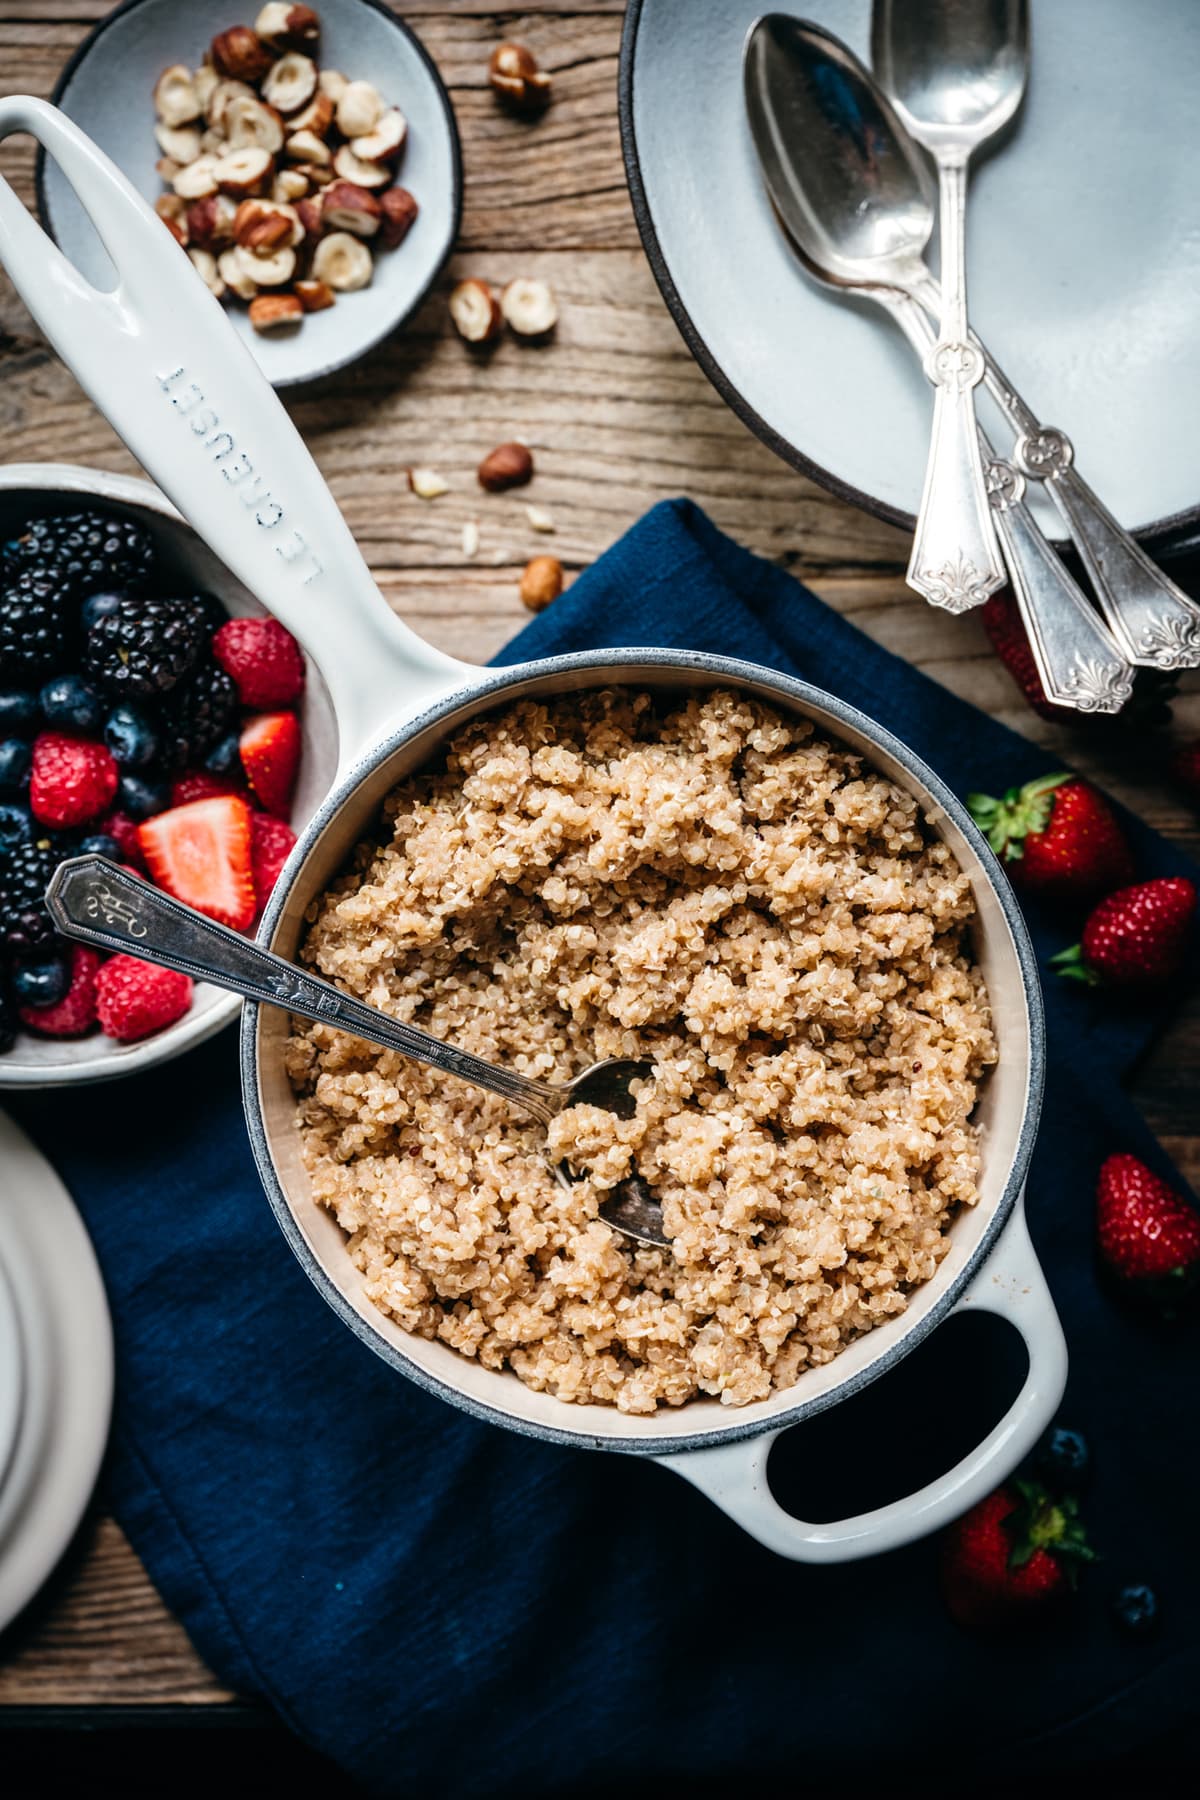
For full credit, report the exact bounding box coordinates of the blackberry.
[0,562,73,682]
[7,509,155,598]
[85,594,209,698]
[160,661,238,767]
[0,832,61,953]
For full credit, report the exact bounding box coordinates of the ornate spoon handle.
[984,462,1134,714]
[912,273,1200,672]
[46,856,560,1122]
[887,294,1133,714]
[907,157,1006,613]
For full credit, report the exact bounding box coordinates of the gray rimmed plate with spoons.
[620,0,1200,553]
[740,13,1200,703]
[39,0,461,388]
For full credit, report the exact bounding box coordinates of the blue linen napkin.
[10,499,1200,1791]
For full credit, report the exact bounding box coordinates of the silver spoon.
[745,14,1132,714]
[47,856,668,1249]
[872,0,1023,613]
[745,14,1200,674]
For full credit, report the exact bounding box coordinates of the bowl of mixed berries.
[0,467,331,1085]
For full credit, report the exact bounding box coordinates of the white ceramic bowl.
[0,464,337,1088]
[39,0,461,388]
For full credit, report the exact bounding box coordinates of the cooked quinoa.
[287,689,995,1413]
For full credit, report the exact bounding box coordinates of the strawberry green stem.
[967,772,1072,862]
[1050,943,1100,986]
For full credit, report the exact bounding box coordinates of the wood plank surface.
[0,0,1197,1713]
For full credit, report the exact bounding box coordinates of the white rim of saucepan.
[244,645,1049,1463]
[0,99,1063,1557]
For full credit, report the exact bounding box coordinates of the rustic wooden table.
[1,0,1197,1741]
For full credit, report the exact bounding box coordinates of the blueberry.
[1113,1583,1159,1638]
[193,593,229,632]
[1036,1427,1090,1487]
[205,730,241,776]
[117,773,168,819]
[39,673,104,734]
[0,802,32,847]
[78,832,121,861]
[0,690,38,736]
[80,590,124,632]
[0,738,31,790]
[104,704,159,769]
[12,952,70,1010]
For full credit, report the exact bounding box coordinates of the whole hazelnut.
[210,26,274,85]
[478,442,534,492]
[520,556,564,612]
[488,42,552,113]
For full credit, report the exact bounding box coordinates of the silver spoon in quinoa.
[48,855,667,1248]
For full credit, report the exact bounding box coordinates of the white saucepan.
[0,98,1065,1561]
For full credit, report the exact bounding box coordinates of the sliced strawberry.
[250,812,298,914]
[240,711,301,818]
[138,795,256,930]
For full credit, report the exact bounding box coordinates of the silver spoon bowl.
[48,856,667,1249]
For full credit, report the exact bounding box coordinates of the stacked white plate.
[0,1113,112,1633]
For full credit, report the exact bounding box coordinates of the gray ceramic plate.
[39,0,461,388]
[621,0,1200,545]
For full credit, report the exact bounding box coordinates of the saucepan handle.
[656,1197,1067,1562]
[0,96,468,760]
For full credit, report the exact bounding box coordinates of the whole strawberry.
[983,589,1177,729]
[1097,1152,1200,1304]
[968,772,1133,904]
[1052,877,1195,989]
[981,591,1062,722]
[941,1480,1094,1630]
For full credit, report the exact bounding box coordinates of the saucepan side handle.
[655,1196,1067,1563]
[0,96,468,760]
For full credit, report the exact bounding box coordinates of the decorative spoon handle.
[983,463,1134,714]
[912,273,1200,671]
[888,294,1133,713]
[46,857,558,1121]
[907,156,1006,613]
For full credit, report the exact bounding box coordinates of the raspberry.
[170,769,244,808]
[213,616,305,709]
[250,812,298,912]
[29,732,119,828]
[95,954,194,1042]
[99,808,147,870]
[18,944,102,1037]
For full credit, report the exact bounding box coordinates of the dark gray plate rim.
[618,0,1200,557]
[36,0,463,391]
